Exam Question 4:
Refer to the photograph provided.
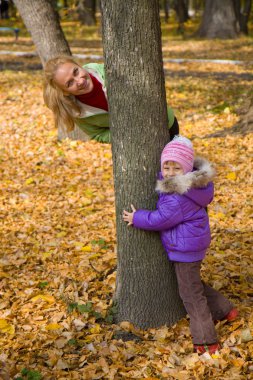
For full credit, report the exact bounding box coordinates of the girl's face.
[162,161,184,178]
[54,62,94,96]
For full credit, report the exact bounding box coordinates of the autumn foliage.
[0,22,253,379]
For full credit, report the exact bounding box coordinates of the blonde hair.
[43,56,82,131]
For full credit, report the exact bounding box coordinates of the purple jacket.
[133,157,215,262]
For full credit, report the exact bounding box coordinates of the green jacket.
[75,63,175,143]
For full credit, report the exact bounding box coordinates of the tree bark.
[236,98,253,134]
[198,0,238,39]
[13,0,71,66]
[239,0,252,35]
[164,0,170,23]
[101,0,185,329]
[174,0,189,34]
[77,0,96,26]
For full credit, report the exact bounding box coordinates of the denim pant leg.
[203,283,234,321]
[174,261,218,345]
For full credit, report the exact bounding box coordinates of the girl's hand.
[123,204,136,226]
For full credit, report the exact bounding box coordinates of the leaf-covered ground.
[0,19,253,380]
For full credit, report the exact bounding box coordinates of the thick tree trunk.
[13,0,71,65]
[77,0,96,26]
[101,0,185,329]
[198,0,238,39]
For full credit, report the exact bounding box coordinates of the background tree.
[77,0,96,25]
[13,0,71,65]
[0,0,9,18]
[233,0,252,35]
[101,0,185,328]
[174,0,190,34]
[239,0,252,34]
[198,0,238,38]
[163,0,170,23]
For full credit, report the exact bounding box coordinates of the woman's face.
[54,62,94,96]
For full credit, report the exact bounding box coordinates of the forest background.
[0,1,252,379]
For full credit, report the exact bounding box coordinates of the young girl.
[123,135,238,354]
[43,56,179,143]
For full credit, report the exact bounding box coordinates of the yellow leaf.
[81,245,92,252]
[56,231,67,238]
[89,253,101,259]
[227,172,236,180]
[231,358,245,368]
[41,251,52,259]
[31,294,55,304]
[216,212,225,220]
[89,324,101,334]
[25,177,35,185]
[0,271,10,278]
[81,198,92,206]
[45,323,62,330]
[84,190,94,198]
[48,130,57,137]
[0,319,15,334]
[102,174,111,180]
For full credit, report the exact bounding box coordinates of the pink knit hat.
[161,135,194,174]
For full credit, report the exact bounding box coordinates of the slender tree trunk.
[164,0,170,23]
[77,0,96,25]
[101,0,185,329]
[174,0,189,34]
[198,0,238,39]
[239,0,252,35]
[13,0,71,65]
[232,0,241,32]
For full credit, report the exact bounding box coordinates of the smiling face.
[53,62,94,96]
[162,161,184,178]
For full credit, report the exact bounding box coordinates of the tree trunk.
[174,0,189,34]
[58,125,89,141]
[232,0,241,32]
[77,0,96,25]
[236,98,253,134]
[164,0,170,23]
[198,0,238,39]
[101,0,185,329]
[239,0,252,35]
[13,0,71,65]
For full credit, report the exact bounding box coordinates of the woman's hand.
[123,204,136,226]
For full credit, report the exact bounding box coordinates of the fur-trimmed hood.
[156,157,216,195]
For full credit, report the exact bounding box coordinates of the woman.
[43,56,179,143]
